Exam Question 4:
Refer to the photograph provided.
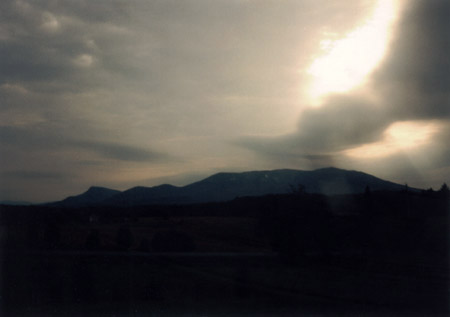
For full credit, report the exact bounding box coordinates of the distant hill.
[106,184,186,206]
[49,167,412,207]
[49,186,121,207]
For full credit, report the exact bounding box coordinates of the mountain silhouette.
[106,184,186,206]
[0,200,32,206]
[49,167,412,207]
[52,186,121,207]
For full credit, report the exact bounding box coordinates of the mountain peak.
[86,186,117,192]
[51,186,121,207]
[314,167,347,173]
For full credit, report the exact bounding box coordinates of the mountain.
[101,168,410,206]
[181,167,406,201]
[50,167,408,207]
[106,184,187,206]
[50,186,121,207]
[0,200,33,206]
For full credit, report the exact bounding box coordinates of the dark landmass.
[56,186,121,208]
[45,167,413,207]
[1,183,449,315]
[0,200,32,206]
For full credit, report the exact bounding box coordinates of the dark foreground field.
[1,191,449,315]
[2,251,449,315]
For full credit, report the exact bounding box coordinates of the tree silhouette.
[439,183,449,198]
[365,185,371,196]
[289,184,306,195]
[403,183,409,193]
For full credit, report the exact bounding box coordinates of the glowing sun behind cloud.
[344,121,441,159]
[307,0,400,105]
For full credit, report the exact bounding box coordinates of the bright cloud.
[344,120,441,159]
[307,0,400,104]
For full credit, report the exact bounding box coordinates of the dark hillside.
[49,186,121,208]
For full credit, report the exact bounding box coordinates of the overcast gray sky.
[1,0,449,202]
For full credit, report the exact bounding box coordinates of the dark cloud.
[0,125,167,162]
[2,170,65,180]
[294,95,388,152]
[50,0,131,24]
[0,0,134,93]
[422,124,450,170]
[0,125,63,149]
[74,140,167,162]
[0,43,66,83]
[239,94,388,165]
[373,0,450,120]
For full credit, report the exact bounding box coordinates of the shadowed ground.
[1,191,449,315]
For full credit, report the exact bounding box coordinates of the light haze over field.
[1,0,449,202]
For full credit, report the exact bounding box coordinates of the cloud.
[72,54,94,68]
[238,94,388,163]
[2,170,65,180]
[373,0,450,120]
[238,0,450,187]
[293,95,388,151]
[40,11,60,33]
[0,125,167,162]
[0,0,133,93]
[0,123,170,201]
[74,140,167,162]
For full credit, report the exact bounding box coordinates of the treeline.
[1,189,449,258]
[1,184,449,225]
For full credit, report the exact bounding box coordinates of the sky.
[0,0,449,202]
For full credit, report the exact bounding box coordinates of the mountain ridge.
[47,167,414,207]
[49,186,121,207]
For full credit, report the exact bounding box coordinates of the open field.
[1,191,449,315]
[2,251,448,315]
[1,216,271,252]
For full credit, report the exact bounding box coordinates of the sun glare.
[307,0,399,105]
[344,121,440,159]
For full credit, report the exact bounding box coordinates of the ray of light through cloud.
[306,0,400,105]
[343,120,441,159]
